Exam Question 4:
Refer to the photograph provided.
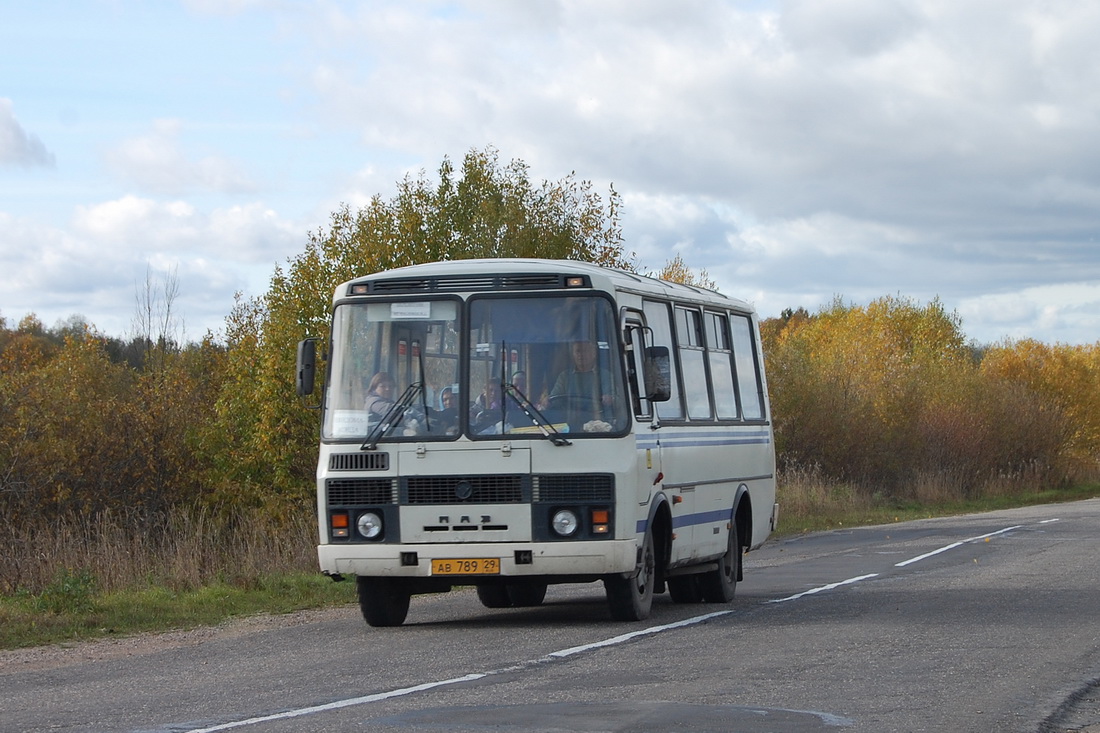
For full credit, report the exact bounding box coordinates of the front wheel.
[357,576,411,627]
[604,531,655,621]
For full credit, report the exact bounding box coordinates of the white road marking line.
[768,574,880,604]
[182,674,487,732]
[894,525,1022,567]
[545,609,737,659]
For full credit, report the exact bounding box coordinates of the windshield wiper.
[504,383,572,447]
[361,382,424,451]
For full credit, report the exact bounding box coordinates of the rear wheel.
[357,576,411,627]
[605,530,655,621]
[667,575,703,603]
[699,520,738,603]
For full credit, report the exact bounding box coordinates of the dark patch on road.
[371,700,853,731]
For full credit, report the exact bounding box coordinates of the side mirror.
[644,346,671,403]
[296,338,317,397]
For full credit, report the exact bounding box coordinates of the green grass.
[0,573,355,651]
[774,482,1100,535]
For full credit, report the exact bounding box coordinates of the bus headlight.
[551,509,579,537]
[357,511,383,539]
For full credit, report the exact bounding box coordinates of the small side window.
[642,300,683,420]
[731,314,765,420]
[676,306,711,420]
[706,313,738,419]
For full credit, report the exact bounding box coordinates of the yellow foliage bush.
[764,296,1085,498]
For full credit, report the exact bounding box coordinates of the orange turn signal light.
[331,513,350,538]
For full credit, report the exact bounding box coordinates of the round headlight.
[551,509,579,537]
[357,511,383,539]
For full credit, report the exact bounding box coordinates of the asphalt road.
[3,499,1098,733]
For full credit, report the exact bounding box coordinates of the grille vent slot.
[534,474,614,502]
[357,273,585,295]
[326,478,396,505]
[329,452,389,471]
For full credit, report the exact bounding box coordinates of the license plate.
[431,557,501,576]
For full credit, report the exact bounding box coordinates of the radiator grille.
[327,473,614,506]
[404,475,525,504]
[326,478,396,506]
[534,474,614,502]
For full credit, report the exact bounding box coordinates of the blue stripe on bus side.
[636,436,771,450]
[673,508,734,529]
[636,508,733,534]
[655,433,770,444]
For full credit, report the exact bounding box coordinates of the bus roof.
[336,258,755,312]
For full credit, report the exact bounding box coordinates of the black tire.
[604,530,656,621]
[476,584,513,608]
[699,520,738,603]
[507,582,548,607]
[667,575,703,603]
[356,576,411,627]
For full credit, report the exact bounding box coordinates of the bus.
[296,258,777,626]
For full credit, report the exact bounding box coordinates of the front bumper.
[318,539,637,579]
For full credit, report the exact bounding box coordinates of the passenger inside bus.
[436,386,459,433]
[471,381,502,432]
[363,372,396,417]
[547,341,617,430]
[510,370,546,409]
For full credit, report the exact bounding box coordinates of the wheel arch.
[647,493,674,590]
[733,485,753,581]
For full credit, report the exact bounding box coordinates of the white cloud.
[105,119,256,195]
[959,282,1100,345]
[3,197,303,337]
[0,98,55,168]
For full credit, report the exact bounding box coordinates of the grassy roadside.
[3,484,1097,652]
[0,573,355,651]
[776,482,1100,535]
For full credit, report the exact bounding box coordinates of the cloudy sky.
[3,0,1099,345]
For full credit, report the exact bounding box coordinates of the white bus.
[297,259,777,626]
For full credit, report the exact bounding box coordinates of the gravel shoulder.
[0,604,358,675]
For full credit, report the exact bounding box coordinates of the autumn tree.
[980,339,1100,479]
[653,253,717,290]
[766,296,971,490]
[207,147,635,508]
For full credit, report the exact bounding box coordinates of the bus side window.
[706,312,738,420]
[642,300,684,420]
[730,314,766,420]
[625,324,652,419]
[676,306,712,420]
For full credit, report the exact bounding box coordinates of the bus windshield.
[323,298,461,441]
[467,294,627,438]
[321,293,628,442]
